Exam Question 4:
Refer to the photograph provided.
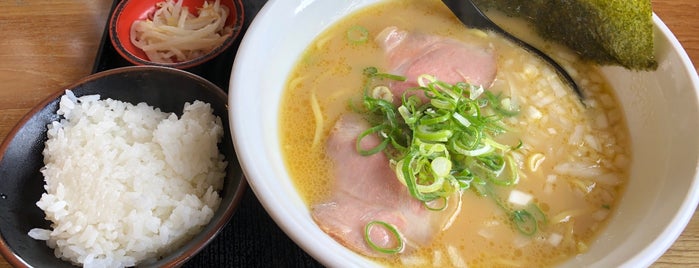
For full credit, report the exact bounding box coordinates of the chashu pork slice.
[376,26,497,102]
[311,114,459,257]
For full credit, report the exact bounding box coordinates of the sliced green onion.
[416,74,437,87]
[356,125,390,156]
[430,156,452,177]
[512,209,537,236]
[414,125,453,142]
[363,66,406,81]
[356,67,541,235]
[511,139,524,150]
[452,112,471,128]
[417,176,445,193]
[424,196,448,211]
[419,108,452,125]
[469,85,485,100]
[364,221,404,254]
[483,137,513,152]
[347,25,369,44]
[455,143,493,156]
[510,204,547,236]
[449,129,482,151]
[477,154,506,173]
[372,86,394,103]
[395,158,443,195]
[484,91,519,117]
[398,153,438,201]
[418,142,448,158]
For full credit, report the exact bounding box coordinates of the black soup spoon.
[442,0,584,99]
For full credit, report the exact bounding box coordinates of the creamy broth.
[279,0,630,266]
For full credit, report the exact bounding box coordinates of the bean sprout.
[130,0,233,63]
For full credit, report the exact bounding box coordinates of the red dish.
[109,0,244,69]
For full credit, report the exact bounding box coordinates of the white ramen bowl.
[229,0,699,267]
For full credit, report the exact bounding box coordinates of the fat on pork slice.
[311,27,497,257]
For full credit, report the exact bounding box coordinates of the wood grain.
[0,1,113,267]
[0,0,696,267]
[0,0,113,142]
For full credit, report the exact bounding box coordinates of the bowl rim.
[0,65,247,268]
[108,0,245,69]
[229,0,699,267]
[614,14,699,267]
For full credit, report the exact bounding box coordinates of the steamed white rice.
[28,90,227,268]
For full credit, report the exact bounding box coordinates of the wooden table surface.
[0,0,697,267]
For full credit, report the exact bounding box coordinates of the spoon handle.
[442,0,583,99]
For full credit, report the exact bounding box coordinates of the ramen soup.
[280,0,630,266]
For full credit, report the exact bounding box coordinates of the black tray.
[92,1,323,267]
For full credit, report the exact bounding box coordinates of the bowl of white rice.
[0,66,245,267]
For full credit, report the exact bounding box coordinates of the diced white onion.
[433,250,444,267]
[527,153,545,172]
[534,95,555,108]
[522,64,539,78]
[552,209,588,223]
[478,228,494,239]
[401,255,428,266]
[584,135,601,151]
[548,76,568,97]
[548,233,563,247]
[595,113,609,129]
[543,175,557,194]
[568,125,585,145]
[513,235,531,248]
[447,245,467,268]
[526,106,543,120]
[553,162,604,178]
[592,209,610,221]
[508,190,533,206]
[591,173,621,186]
[543,184,554,195]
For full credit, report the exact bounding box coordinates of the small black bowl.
[0,66,245,267]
